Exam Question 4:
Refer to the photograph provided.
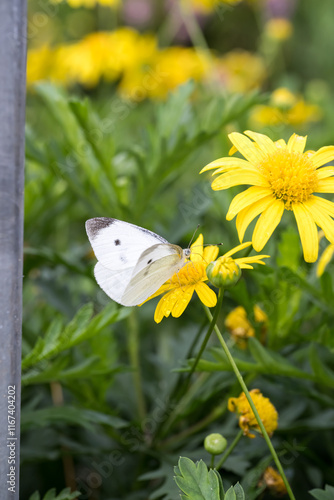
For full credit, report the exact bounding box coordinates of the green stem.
[128,311,146,421]
[177,290,225,401]
[203,306,296,500]
[179,0,210,52]
[215,429,243,470]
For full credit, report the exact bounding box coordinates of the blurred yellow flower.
[225,304,267,347]
[228,389,278,438]
[26,29,157,89]
[142,47,210,100]
[215,50,266,93]
[187,0,241,13]
[144,234,219,323]
[51,0,119,7]
[262,467,288,495]
[265,18,293,41]
[201,131,334,262]
[250,87,322,128]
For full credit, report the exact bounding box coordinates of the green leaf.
[309,485,334,500]
[29,487,80,500]
[22,303,128,369]
[174,457,221,500]
[224,487,236,500]
[21,406,128,432]
[309,344,334,388]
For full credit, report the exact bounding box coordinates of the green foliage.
[28,488,80,500]
[174,457,223,500]
[174,458,246,500]
[309,485,334,500]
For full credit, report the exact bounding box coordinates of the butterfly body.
[86,218,189,306]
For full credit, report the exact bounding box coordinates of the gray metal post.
[0,2,27,499]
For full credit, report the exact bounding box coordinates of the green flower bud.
[204,433,227,455]
[206,257,242,289]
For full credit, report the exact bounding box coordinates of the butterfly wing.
[86,217,168,271]
[94,262,134,305]
[122,244,185,306]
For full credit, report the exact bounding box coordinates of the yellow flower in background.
[228,389,278,438]
[250,87,322,128]
[265,18,293,41]
[51,0,119,7]
[215,50,266,93]
[144,234,219,323]
[201,131,334,262]
[261,467,288,496]
[187,0,241,13]
[27,29,158,89]
[225,304,267,347]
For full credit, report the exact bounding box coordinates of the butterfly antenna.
[188,224,201,249]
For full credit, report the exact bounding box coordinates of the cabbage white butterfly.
[86,217,191,306]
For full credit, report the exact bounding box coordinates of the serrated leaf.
[29,487,80,500]
[174,457,221,500]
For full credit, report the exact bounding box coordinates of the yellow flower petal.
[203,245,219,263]
[236,195,275,242]
[316,167,334,180]
[252,200,284,251]
[304,201,334,243]
[292,203,319,262]
[227,187,273,220]
[316,178,334,192]
[154,292,175,323]
[244,130,277,156]
[287,133,307,153]
[310,146,334,168]
[195,282,217,307]
[212,171,268,191]
[200,157,254,173]
[171,288,194,317]
[317,244,334,277]
[308,195,334,218]
[223,242,252,258]
[190,234,204,262]
[228,132,266,165]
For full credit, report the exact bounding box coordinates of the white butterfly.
[85,217,191,306]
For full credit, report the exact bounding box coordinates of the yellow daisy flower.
[145,234,219,323]
[201,131,334,262]
[228,389,278,438]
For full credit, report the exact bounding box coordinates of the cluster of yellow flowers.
[27,29,266,99]
[250,87,322,129]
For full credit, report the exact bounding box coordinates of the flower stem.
[203,306,296,500]
[178,289,225,399]
[215,429,243,470]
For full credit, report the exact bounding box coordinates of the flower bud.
[206,257,242,289]
[204,433,227,455]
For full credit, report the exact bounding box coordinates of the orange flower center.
[258,149,318,209]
